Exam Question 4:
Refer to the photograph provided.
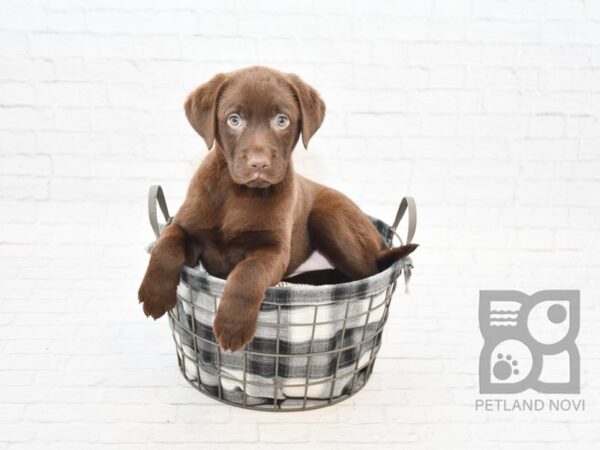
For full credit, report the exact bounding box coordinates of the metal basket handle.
[390,196,417,293]
[148,185,172,239]
[147,186,417,244]
[390,196,417,246]
[147,184,416,250]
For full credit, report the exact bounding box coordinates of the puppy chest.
[200,228,280,277]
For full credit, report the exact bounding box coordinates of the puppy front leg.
[138,223,188,319]
[213,249,288,352]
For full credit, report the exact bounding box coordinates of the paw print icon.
[479,290,580,394]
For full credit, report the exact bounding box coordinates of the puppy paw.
[138,279,177,320]
[213,299,259,352]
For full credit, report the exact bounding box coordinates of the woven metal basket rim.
[178,215,411,305]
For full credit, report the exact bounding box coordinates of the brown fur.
[138,66,418,351]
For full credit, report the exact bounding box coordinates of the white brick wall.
[1,0,599,448]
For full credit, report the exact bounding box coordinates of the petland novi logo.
[475,290,584,412]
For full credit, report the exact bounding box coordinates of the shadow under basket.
[147,186,417,412]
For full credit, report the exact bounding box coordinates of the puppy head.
[184,66,325,188]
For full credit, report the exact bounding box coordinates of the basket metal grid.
[168,275,397,412]
[147,186,416,412]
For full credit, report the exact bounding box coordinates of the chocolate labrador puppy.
[138,66,417,351]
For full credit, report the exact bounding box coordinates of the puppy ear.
[184,73,228,150]
[287,73,326,149]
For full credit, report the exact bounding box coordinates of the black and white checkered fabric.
[163,217,412,408]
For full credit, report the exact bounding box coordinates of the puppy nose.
[248,155,270,171]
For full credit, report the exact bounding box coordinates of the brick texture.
[1,0,599,448]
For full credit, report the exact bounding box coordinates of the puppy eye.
[227,113,243,128]
[275,114,289,129]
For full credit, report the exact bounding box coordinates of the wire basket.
[146,186,417,412]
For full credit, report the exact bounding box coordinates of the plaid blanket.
[163,216,413,408]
